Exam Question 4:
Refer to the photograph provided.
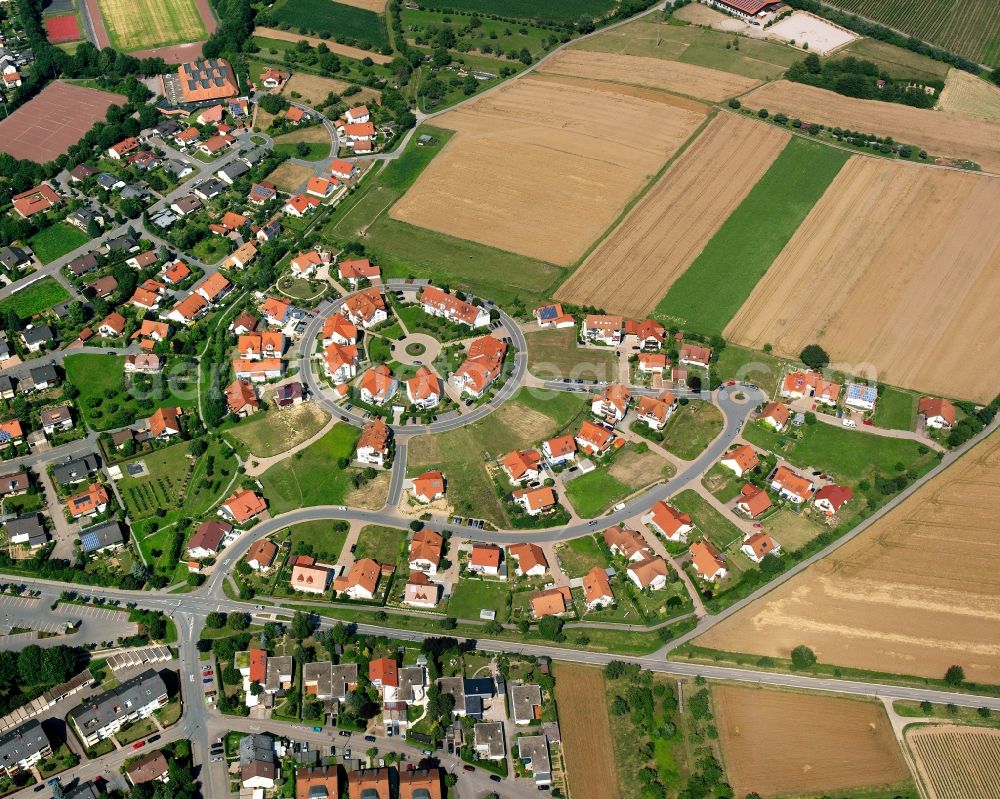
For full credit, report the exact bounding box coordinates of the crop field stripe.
[96,0,207,51]
[418,0,615,22]
[270,0,389,49]
[653,132,849,336]
[909,726,1000,799]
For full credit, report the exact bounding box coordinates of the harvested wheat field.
[713,684,909,798]
[391,75,706,265]
[907,725,1000,799]
[725,157,1000,402]
[553,663,619,799]
[698,429,1000,683]
[256,26,391,64]
[556,113,788,317]
[537,49,759,102]
[280,72,381,105]
[742,80,1000,173]
[938,68,1000,121]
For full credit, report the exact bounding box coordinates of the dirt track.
[742,80,1000,173]
[536,48,759,102]
[391,75,706,265]
[697,429,1000,683]
[714,684,908,798]
[556,113,789,317]
[724,157,1000,403]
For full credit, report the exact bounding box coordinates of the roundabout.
[392,334,437,366]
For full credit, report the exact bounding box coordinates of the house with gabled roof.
[582,567,614,610]
[845,382,878,411]
[741,531,780,563]
[533,303,574,328]
[290,556,332,595]
[451,336,506,398]
[290,249,329,279]
[591,384,630,423]
[509,542,547,576]
[575,420,615,456]
[757,402,790,432]
[322,314,357,346]
[919,397,956,429]
[165,292,208,325]
[418,286,490,328]
[219,489,267,524]
[408,529,443,573]
[736,484,772,518]
[512,486,556,516]
[403,571,441,608]
[262,296,292,327]
[604,526,652,560]
[541,434,576,466]
[500,449,542,485]
[642,501,693,543]
[468,544,502,576]
[283,193,320,217]
[627,555,669,590]
[356,418,390,467]
[721,444,760,477]
[689,540,727,582]
[582,314,623,346]
[338,258,380,287]
[411,471,445,504]
[334,558,383,600]
[679,343,712,367]
[225,379,259,417]
[146,406,182,439]
[770,466,813,504]
[625,318,666,350]
[531,586,571,618]
[323,342,358,384]
[359,364,398,406]
[813,484,853,516]
[636,391,677,431]
[406,367,440,409]
[341,287,387,329]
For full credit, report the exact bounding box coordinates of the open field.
[448,578,509,623]
[524,328,618,383]
[825,0,1000,67]
[842,37,950,81]
[269,0,388,49]
[536,49,759,102]
[416,0,615,22]
[0,81,126,163]
[29,223,89,264]
[229,404,330,458]
[575,18,800,81]
[553,663,620,799]
[741,80,1000,173]
[265,161,316,192]
[767,11,857,55]
[354,525,406,565]
[725,157,1000,403]
[697,429,1000,683]
[280,72,382,105]
[907,725,1000,799]
[556,113,789,318]
[653,134,849,335]
[661,402,723,461]
[713,684,909,798]
[255,25,391,63]
[390,75,706,265]
[95,0,206,51]
[0,277,71,319]
[938,68,1000,121]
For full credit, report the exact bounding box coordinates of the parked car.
[842,419,857,428]
[463,765,475,773]
[364,735,377,743]
[313,726,323,733]
[132,741,146,750]
[338,731,351,738]
[490,775,502,782]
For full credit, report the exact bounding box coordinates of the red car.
[132,741,146,750]
[863,419,874,426]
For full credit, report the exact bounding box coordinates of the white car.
[842,419,857,428]
[613,502,626,512]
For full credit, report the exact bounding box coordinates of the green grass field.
[229,406,330,458]
[354,525,407,565]
[402,8,552,56]
[661,402,723,460]
[525,328,618,383]
[0,277,71,319]
[564,469,631,519]
[712,345,788,398]
[97,0,207,51]
[701,462,744,503]
[259,425,361,514]
[422,0,614,22]
[742,420,933,483]
[270,0,389,49]
[654,137,850,335]
[288,520,348,562]
[671,489,743,551]
[448,577,510,623]
[554,534,608,578]
[872,386,918,431]
[64,353,197,431]
[274,142,330,161]
[842,37,951,82]
[29,224,89,264]
[118,444,192,520]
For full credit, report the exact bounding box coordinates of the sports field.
[0,81,126,163]
[908,725,1000,799]
[95,0,207,51]
[725,157,1000,402]
[556,113,789,318]
[697,429,1000,684]
[44,13,82,43]
[742,80,1000,173]
[391,75,706,265]
[554,663,620,799]
[654,135,849,336]
[714,684,909,798]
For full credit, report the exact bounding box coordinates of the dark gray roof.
[65,781,101,799]
[68,669,167,733]
[52,454,99,485]
[68,252,99,275]
[0,376,14,394]
[238,733,275,766]
[0,719,51,767]
[80,520,126,553]
[105,233,139,252]
[464,677,495,699]
[29,363,58,383]
[5,514,44,539]
[219,161,249,180]
[241,147,268,166]
[0,246,31,269]
[22,326,54,346]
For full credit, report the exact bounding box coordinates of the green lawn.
[118,444,193,520]
[29,223,89,264]
[712,344,789,398]
[421,0,614,22]
[269,0,389,49]
[0,277,70,319]
[671,489,743,551]
[525,327,618,383]
[564,469,631,519]
[661,402,723,460]
[193,237,230,263]
[354,525,407,565]
[366,335,393,363]
[259,425,361,514]
[275,142,330,161]
[64,353,197,431]
[554,534,608,578]
[842,38,951,82]
[701,462,744,503]
[872,386,918,431]
[448,578,510,623]
[654,137,850,335]
[288,520,348,562]
[742,420,933,482]
[402,7,552,56]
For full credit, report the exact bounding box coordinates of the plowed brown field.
[714,684,909,798]
[724,157,1000,402]
[742,80,1000,173]
[536,49,760,102]
[908,725,1000,799]
[697,429,1000,683]
[553,663,619,799]
[390,75,706,265]
[556,113,788,317]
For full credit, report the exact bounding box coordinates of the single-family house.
[541,434,576,466]
[360,364,398,406]
[919,397,957,429]
[757,402,790,432]
[635,391,677,431]
[408,529,443,573]
[356,418,390,467]
[411,470,445,504]
[813,484,853,516]
[845,383,878,411]
[575,420,615,456]
[770,466,814,504]
[468,544,502,576]
[741,531,780,563]
[591,384,630,423]
[406,367,440,409]
[219,489,267,524]
[582,314,623,346]
[451,336,506,398]
[720,444,760,477]
[678,343,712,367]
[512,486,556,516]
[604,526,653,561]
[689,540,727,582]
[627,556,670,591]
[582,567,614,610]
[642,501,693,543]
[736,484,772,518]
[500,449,542,485]
[509,542,547,577]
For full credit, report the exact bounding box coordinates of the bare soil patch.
[938,68,1000,121]
[232,403,330,457]
[698,430,1000,683]
[608,446,674,486]
[390,75,706,265]
[256,26,391,64]
[907,725,1000,799]
[713,684,909,798]
[266,161,317,192]
[725,157,1000,403]
[553,663,620,799]
[280,72,381,106]
[536,49,759,102]
[556,113,788,317]
[766,11,857,55]
[346,471,390,509]
[328,0,385,12]
[742,80,1000,173]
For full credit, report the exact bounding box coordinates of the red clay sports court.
[43,13,82,43]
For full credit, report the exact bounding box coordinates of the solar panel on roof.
[80,532,98,551]
[538,306,558,320]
